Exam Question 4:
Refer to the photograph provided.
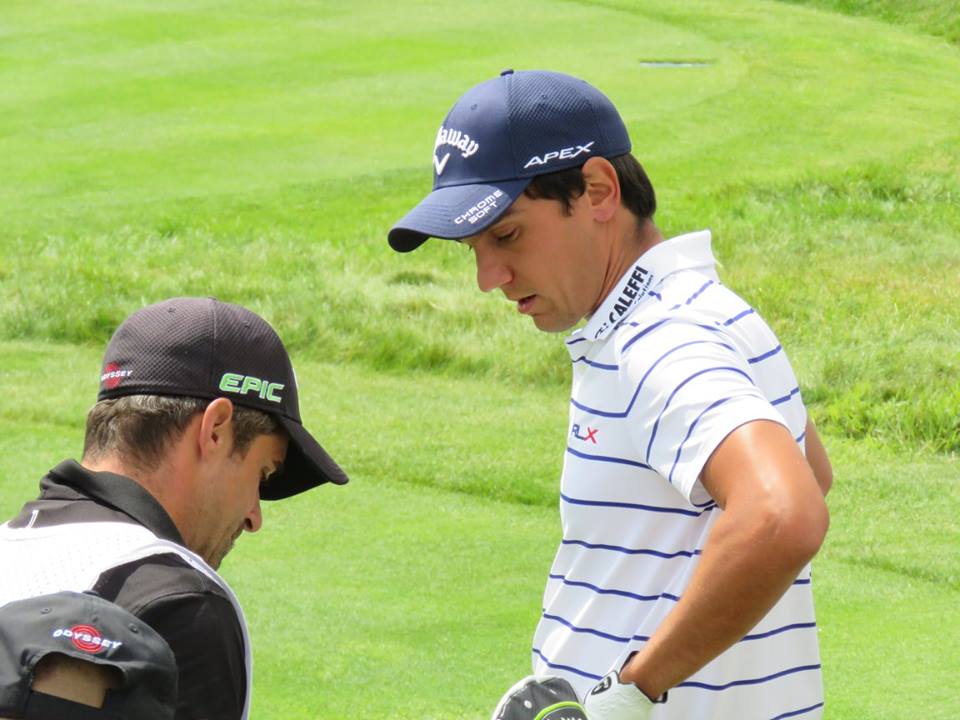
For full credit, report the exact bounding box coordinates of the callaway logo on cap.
[388,69,631,252]
[97,297,349,499]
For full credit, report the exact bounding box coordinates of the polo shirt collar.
[574,230,718,346]
[43,460,185,544]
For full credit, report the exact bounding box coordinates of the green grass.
[784,0,960,47]
[2,0,959,452]
[1,341,958,718]
[1,1,959,717]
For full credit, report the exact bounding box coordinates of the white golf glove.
[583,671,666,720]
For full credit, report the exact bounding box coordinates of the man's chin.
[531,314,578,333]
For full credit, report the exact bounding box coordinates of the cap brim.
[261,417,349,500]
[388,178,532,252]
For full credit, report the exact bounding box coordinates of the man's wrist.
[583,671,667,720]
[618,655,667,703]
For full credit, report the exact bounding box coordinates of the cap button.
[500,68,514,76]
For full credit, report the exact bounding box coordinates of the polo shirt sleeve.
[620,320,788,507]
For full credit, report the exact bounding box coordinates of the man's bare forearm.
[619,420,829,699]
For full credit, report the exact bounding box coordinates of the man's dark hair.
[524,153,656,221]
[83,395,283,473]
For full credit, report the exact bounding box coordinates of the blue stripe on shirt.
[571,356,619,370]
[770,701,825,719]
[540,612,636,643]
[685,279,714,305]
[571,340,736,418]
[561,538,702,559]
[723,307,755,326]
[547,573,680,602]
[645,366,754,463]
[771,386,801,406]
[547,567,809,603]
[668,396,734,484]
[539,611,814,646]
[748,344,783,364]
[742,622,817,641]
[621,318,672,354]
[531,648,603,681]
[566,446,653,470]
[622,318,726,354]
[561,493,715,518]
[676,663,821,691]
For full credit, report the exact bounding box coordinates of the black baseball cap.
[490,675,587,720]
[97,297,349,500]
[0,591,177,719]
[388,69,632,252]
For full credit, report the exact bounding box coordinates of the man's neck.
[595,217,663,311]
[81,451,191,545]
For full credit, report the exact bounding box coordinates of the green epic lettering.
[219,372,285,403]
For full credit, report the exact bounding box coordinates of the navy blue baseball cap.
[388,69,632,252]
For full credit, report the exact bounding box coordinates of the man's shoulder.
[94,556,247,719]
[93,553,236,616]
[610,270,770,351]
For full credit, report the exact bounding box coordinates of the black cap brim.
[388,178,531,252]
[260,418,348,500]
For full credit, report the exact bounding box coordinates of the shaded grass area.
[1,340,957,719]
[781,0,960,47]
[703,154,960,454]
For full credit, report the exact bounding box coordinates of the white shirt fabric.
[530,231,823,719]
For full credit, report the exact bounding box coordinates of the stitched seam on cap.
[206,298,218,392]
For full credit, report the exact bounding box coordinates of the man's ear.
[197,397,235,459]
[581,156,621,223]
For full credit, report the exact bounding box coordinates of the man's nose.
[475,247,513,293]
[245,501,263,533]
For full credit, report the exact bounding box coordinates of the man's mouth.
[517,295,536,314]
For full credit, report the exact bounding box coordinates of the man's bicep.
[700,419,824,513]
[138,593,245,720]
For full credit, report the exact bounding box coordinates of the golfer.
[389,70,832,719]
[0,297,349,719]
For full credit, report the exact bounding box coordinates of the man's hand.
[583,671,664,720]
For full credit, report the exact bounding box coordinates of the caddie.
[388,70,833,719]
[0,297,349,720]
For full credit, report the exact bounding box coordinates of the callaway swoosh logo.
[433,152,451,175]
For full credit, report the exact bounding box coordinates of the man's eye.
[495,230,516,243]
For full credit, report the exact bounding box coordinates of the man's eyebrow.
[486,207,521,234]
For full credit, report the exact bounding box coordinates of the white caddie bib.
[0,521,253,720]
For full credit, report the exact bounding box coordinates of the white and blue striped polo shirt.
[531,231,823,719]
